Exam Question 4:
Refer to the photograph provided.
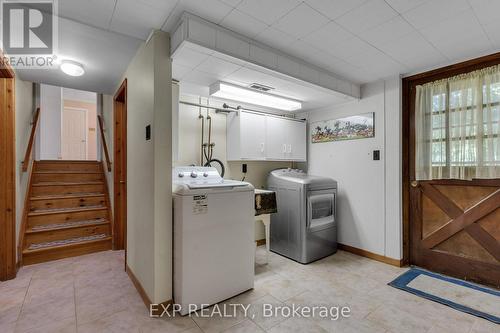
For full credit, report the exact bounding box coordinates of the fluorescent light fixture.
[60,60,85,77]
[209,82,302,111]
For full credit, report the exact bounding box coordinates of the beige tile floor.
[0,247,497,333]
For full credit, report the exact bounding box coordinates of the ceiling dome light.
[60,60,85,77]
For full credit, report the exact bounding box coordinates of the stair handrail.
[97,115,112,172]
[22,107,40,172]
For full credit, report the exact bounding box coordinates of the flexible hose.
[204,158,225,178]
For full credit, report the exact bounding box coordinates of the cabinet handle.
[260,143,265,153]
[287,144,292,153]
[282,144,286,153]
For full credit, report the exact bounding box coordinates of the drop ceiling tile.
[219,0,243,7]
[358,15,415,46]
[110,0,177,39]
[418,9,492,59]
[335,0,398,35]
[236,0,301,25]
[226,67,279,88]
[469,0,500,25]
[172,63,192,80]
[195,56,242,77]
[402,0,469,29]
[482,21,500,49]
[378,31,447,70]
[173,46,211,68]
[220,9,269,38]
[305,0,368,20]
[383,0,429,13]
[302,22,354,54]
[254,27,297,51]
[59,0,116,30]
[183,69,221,86]
[272,3,329,39]
[185,0,234,23]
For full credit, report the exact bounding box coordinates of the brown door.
[113,79,127,250]
[410,180,500,286]
[404,54,500,287]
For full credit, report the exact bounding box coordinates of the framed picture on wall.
[311,112,374,143]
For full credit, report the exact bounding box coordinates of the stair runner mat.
[31,205,104,214]
[28,233,108,250]
[31,218,107,231]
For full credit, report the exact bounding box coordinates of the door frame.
[113,79,127,251]
[61,106,88,160]
[0,54,16,281]
[402,51,500,265]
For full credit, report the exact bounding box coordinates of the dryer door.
[307,190,336,232]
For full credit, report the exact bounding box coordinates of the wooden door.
[62,108,87,160]
[113,80,127,250]
[404,53,500,288]
[411,180,500,286]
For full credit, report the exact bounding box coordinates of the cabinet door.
[240,112,266,159]
[287,120,306,161]
[265,116,287,160]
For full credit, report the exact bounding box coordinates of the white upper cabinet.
[227,111,267,160]
[227,111,306,161]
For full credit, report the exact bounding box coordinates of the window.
[415,65,500,180]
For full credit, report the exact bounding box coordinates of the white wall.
[175,94,292,239]
[110,30,172,304]
[39,84,62,159]
[302,77,402,260]
[15,79,33,258]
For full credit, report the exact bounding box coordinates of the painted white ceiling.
[16,0,500,93]
[173,42,353,111]
[15,17,142,94]
[62,87,97,104]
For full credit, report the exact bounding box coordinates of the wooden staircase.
[21,160,113,265]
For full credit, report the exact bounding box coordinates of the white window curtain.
[415,65,500,180]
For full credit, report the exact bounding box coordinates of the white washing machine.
[172,166,255,315]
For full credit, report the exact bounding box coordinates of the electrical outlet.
[242,163,247,173]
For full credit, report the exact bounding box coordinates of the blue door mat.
[388,268,500,324]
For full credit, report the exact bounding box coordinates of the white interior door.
[62,108,87,160]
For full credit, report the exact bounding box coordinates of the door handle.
[120,181,126,184]
[411,181,418,188]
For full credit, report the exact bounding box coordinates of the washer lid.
[269,169,337,188]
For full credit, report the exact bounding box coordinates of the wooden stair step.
[32,181,103,186]
[22,236,112,265]
[28,205,106,215]
[30,192,105,200]
[26,234,109,251]
[33,171,103,182]
[34,171,102,174]
[27,218,108,233]
[28,205,107,216]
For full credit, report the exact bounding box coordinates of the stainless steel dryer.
[267,168,337,264]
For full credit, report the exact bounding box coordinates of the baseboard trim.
[125,264,172,314]
[338,243,403,267]
[255,239,266,246]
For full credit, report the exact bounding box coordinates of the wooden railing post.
[98,115,112,172]
[22,108,40,172]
